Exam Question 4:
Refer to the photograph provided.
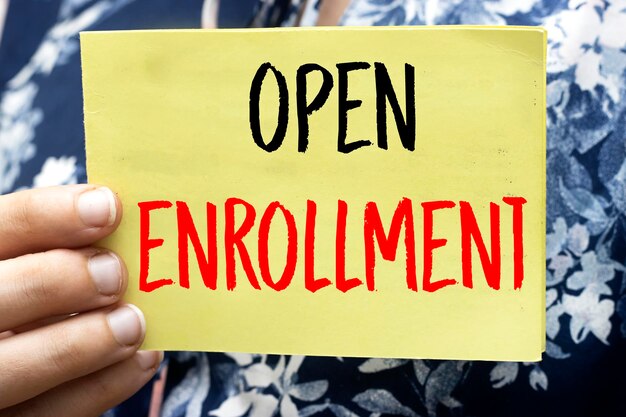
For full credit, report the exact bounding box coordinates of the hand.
[0,185,162,417]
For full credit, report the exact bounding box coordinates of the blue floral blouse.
[0,1,625,416]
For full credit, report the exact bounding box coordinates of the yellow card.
[82,26,546,361]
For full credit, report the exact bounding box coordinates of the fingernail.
[88,252,123,296]
[107,305,145,346]
[135,351,163,371]
[77,187,117,227]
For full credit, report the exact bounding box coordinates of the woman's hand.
[0,185,161,417]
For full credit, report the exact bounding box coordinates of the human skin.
[0,184,161,417]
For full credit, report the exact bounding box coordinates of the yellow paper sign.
[82,26,546,361]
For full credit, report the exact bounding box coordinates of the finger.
[0,248,127,331]
[0,185,122,260]
[2,351,163,417]
[0,304,145,408]
[10,314,73,335]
